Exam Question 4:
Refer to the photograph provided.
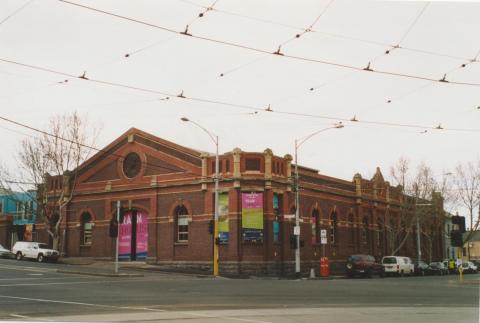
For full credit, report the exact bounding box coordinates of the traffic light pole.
[115,200,120,274]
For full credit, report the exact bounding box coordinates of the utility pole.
[115,200,120,274]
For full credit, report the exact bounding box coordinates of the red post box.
[320,257,329,277]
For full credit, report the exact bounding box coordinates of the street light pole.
[181,117,219,277]
[294,123,344,277]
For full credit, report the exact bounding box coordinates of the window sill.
[241,241,264,245]
[174,242,188,246]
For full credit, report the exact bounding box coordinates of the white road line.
[0,295,272,323]
[0,295,144,310]
[9,313,28,318]
[0,279,135,287]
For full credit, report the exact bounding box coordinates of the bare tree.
[453,160,480,258]
[1,112,100,250]
[388,158,452,260]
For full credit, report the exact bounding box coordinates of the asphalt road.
[0,258,478,322]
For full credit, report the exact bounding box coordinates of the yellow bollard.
[458,267,463,283]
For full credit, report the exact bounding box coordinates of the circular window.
[123,152,141,178]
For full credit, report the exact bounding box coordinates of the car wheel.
[16,252,23,260]
[400,270,404,277]
[37,254,44,263]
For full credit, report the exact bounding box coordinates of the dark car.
[345,254,385,278]
[413,260,430,276]
[427,262,449,275]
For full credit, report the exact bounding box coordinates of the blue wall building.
[0,190,37,244]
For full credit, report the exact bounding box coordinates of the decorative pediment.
[76,128,203,184]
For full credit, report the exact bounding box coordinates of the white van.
[12,241,59,263]
[381,256,414,276]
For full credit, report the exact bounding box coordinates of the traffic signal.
[119,207,126,223]
[208,220,214,234]
[109,218,118,238]
[290,235,296,249]
[451,230,463,247]
[452,216,466,233]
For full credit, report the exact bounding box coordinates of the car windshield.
[430,262,440,267]
[348,255,364,262]
[38,243,49,249]
[382,257,397,264]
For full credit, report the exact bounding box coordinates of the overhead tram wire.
[125,1,219,58]
[220,0,336,78]
[2,57,480,134]
[0,115,193,175]
[176,0,472,63]
[0,0,35,26]
[57,0,480,88]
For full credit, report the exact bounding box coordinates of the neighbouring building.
[35,128,446,275]
[462,230,480,262]
[0,190,37,248]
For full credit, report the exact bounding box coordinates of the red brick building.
[36,128,445,275]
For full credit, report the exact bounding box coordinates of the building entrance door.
[119,210,148,261]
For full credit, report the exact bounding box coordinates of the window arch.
[348,213,355,244]
[312,208,320,244]
[80,212,93,245]
[175,205,189,242]
[330,212,338,245]
[377,216,385,253]
[362,216,369,245]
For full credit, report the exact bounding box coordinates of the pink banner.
[119,213,132,260]
[242,192,263,209]
[135,211,148,259]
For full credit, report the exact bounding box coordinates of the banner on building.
[218,193,229,242]
[135,211,148,259]
[119,210,148,260]
[241,192,263,241]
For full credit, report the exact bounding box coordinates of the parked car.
[413,260,430,276]
[427,262,449,275]
[381,256,415,276]
[0,244,14,259]
[12,241,59,263]
[345,254,385,278]
[461,261,478,274]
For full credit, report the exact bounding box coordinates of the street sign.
[294,226,300,236]
[320,229,327,238]
[321,237,327,244]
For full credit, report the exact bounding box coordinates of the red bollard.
[320,257,329,277]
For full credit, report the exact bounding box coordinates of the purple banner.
[135,211,148,259]
[119,213,132,260]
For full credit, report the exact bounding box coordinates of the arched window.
[362,216,369,245]
[375,217,381,248]
[80,212,93,245]
[175,205,189,242]
[348,213,355,244]
[312,209,320,244]
[330,212,338,245]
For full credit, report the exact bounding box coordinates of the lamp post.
[181,117,219,277]
[294,123,344,277]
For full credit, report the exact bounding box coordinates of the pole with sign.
[320,229,327,258]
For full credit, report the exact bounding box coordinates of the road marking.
[0,279,133,287]
[0,295,271,323]
[27,273,43,276]
[9,313,28,318]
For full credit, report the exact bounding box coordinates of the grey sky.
[1,0,479,186]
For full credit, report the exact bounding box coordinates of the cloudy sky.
[1,0,479,187]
